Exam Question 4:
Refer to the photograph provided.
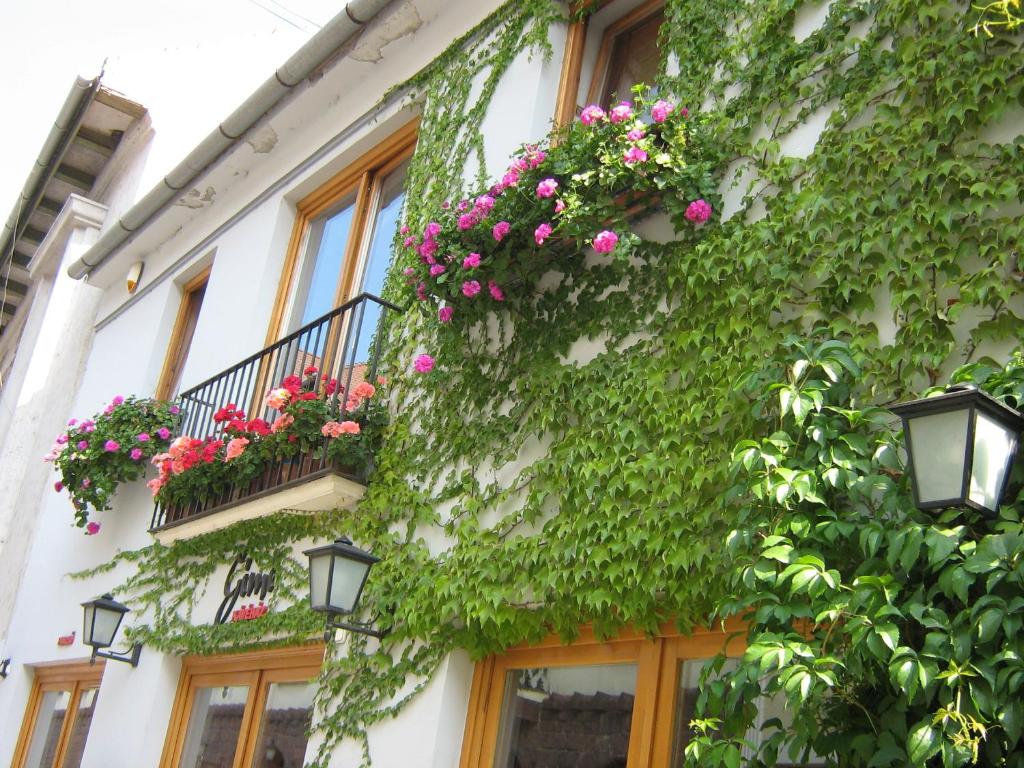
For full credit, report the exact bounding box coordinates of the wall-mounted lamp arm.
[91,642,142,667]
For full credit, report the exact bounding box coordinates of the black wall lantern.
[304,537,386,639]
[81,593,142,666]
[0,657,10,678]
[891,384,1024,516]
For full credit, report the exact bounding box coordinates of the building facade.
[0,0,1021,766]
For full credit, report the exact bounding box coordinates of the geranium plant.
[45,396,179,531]
[402,85,719,324]
[149,368,388,510]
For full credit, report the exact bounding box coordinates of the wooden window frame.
[459,621,746,768]
[158,644,324,768]
[155,267,212,401]
[264,119,419,348]
[11,659,106,768]
[553,0,666,126]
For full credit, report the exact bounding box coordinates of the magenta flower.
[414,354,435,373]
[403,267,415,276]
[424,221,442,237]
[68,418,78,426]
[527,148,547,168]
[457,213,477,231]
[463,253,481,269]
[475,195,495,213]
[457,199,470,211]
[536,178,559,198]
[85,521,101,535]
[130,447,144,461]
[418,239,438,259]
[555,199,565,213]
[56,434,69,445]
[651,99,674,123]
[624,146,648,164]
[488,281,505,301]
[681,107,689,117]
[580,104,605,125]
[81,420,95,432]
[104,440,120,452]
[54,481,63,492]
[593,230,619,254]
[416,282,428,301]
[169,405,180,415]
[627,128,646,141]
[492,221,511,242]
[157,427,171,440]
[501,169,520,188]
[77,440,89,451]
[438,306,454,323]
[403,236,417,248]
[534,222,553,245]
[441,200,451,210]
[112,395,125,406]
[462,280,481,298]
[137,433,150,442]
[400,225,410,235]
[429,264,446,277]
[609,102,633,123]
[684,199,713,223]
[82,478,91,488]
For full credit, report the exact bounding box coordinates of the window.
[11,660,104,768]
[159,645,323,768]
[156,267,210,401]
[554,0,665,126]
[461,623,818,768]
[267,121,417,350]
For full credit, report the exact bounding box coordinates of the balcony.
[150,293,401,542]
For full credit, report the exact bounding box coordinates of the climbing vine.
[84,0,1023,763]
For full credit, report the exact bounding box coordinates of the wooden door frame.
[458,621,747,768]
[10,659,105,768]
[158,644,325,768]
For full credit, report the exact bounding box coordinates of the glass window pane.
[61,688,99,768]
[352,158,409,365]
[494,663,638,768]
[602,10,664,106]
[969,411,1015,510]
[293,195,357,329]
[178,685,250,768]
[250,681,316,768]
[23,690,71,768]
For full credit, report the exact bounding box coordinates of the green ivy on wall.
[82,0,1023,763]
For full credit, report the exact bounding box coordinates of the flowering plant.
[45,396,179,530]
[402,86,718,324]
[149,368,388,510]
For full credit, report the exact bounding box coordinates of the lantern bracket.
[324,615,389,641]
[91,642,142,667]
[0,657,10,678]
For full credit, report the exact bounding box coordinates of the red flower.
[247,418,271,436]
[281,375,303,395]
[303,365,318,375]
[296,391,319,401]
[287,434,298,443]
[324,378,340,396]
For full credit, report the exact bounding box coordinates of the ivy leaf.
[906,720,941,765]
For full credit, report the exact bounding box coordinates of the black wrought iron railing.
[150,292,402,531]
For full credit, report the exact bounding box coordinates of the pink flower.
[56,434,69,445]
[225,437,250,461]
[77,440,89,451]
[609,102,633,123]
[416,282,428,301]
[462,280,481,298]
[266,388,291,409]
[441,200,451,209]
[463,253,481,269]
[492,221,511,242]
[130,447,144,461]
[82,478,91,488]
[429,264,446,277]
[321,421,342,438]
[353,381,376,399]
[457,199,469,211]
[475,195,495,213]
[623,146,648,164]
[593,230,619,254]
[418,239,438,259]
[54,481,63,492]
[580,104,605,125]
[147,477,164,495]
[271,413,295,433]
[536,178,559,198]
[488,281,505,301]
[555,200,565,213]
[169,405,180,415]
[85,521,101,535]
[684,199,713,223]
[68,418,78,426]
[424,221,442,237]
[414,354,435,373]
[526,147,547,168]
[457,213,478,230]
[112,395,125,406]
[534,222,553,245]
[438,306,454,323]
[104,440,120,453]
[403,267,415,276]
[501,169,520,188]
[403,236,417,248]
[137,433,150,442]
[81,420,95,432]
[400,225,410,235]
[651,99,674,123]
[681,107,689,117]
[157,427,171,440]
[627,128,646,141]
[339,420,361,435]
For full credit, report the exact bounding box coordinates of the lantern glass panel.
[969,412,1016,512]
[308,552,331,612]
[328,554,371,614]
[84,604,123,648]
[906,408,970,504]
